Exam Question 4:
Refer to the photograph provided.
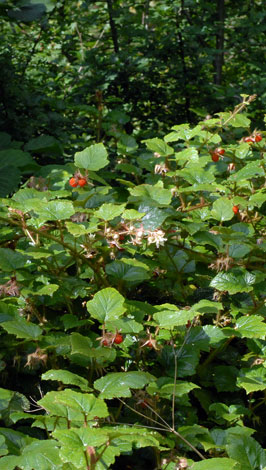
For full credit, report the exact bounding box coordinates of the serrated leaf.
[142,138,174,156]
[230,162,264,182]
[229,114,251,128]
[226,432,266,470]
[53,390,109,419]
[94,371,155,399]
[24,135,62,155]
[210,269,256,294]
[53,428,108,468]
[129,183,172,206]
[146,377,199,398]
[41,370,91,391]
[175,147,199,163]
[211,197,234,221]
[1,318,42,339]
[15,440,61,470]
[86,287,125,323]
[0,248,27,272]
[25,199,75,221]
[191,458,238,470]
[235,315,266,339]
[237,366,266,393]
[105,258,150,283]
[153,309,195,328]
[74,143,109,171]
[94,203,126,221]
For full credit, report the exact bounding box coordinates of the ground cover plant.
[0,96,266,470]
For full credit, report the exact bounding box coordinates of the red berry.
[78,178,87,187]
[69,177,78,187]
[146,340,153,348]
[254,134,262,142]
[244,136,254,143]
[211,152,219,162]
[233,205,239,215]
[114,334,123,344]
[102,339,109,346]
[216,147,225,155]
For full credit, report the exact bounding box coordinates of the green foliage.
[0,101,266,469]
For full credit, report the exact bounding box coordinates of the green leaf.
[175,147,199,163]
[146,377,199,399]
[25,199,75,221]
[129,182,172,206]
[226,431,266,470]
[191,458,239,470]
[94,371,155,399]
[74,143,109,171]
[0,248,27,272]
[41,369,91,391]
[153,308,195,328]
[213,366,239,392]
[229,162,264,182]
[235,143,250,159]
[235,315,266,339]
[106,258,150,283]
[0,435,8,457]
[249,191,266,208]
[210,269,256,294]
[53,390,109,419]
[86,288,125,323]
[237,366,266,393]
[94,203,126,221]
[53,428,108,468]
[70,333,116,363]
[211,197,234,222]
[229,114,251,128]
[0,149,34,168]
[24,135,62,155]
[122,209,145,220]
[15,440,61,470]
[142,138,174,156]
[1,318,42,339]
[38,391,83,421]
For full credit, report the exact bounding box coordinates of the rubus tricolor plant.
[0,97,266,470]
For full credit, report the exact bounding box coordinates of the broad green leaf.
[142,138,174,156]
[0,149,34,168]
[210,269,256,294]
[139,204,171,230]
[249,191,266,208]
[122,209,145,220]
[0,427,33,455]
[34,284,59,296]
[0,248,27,272]
[24,135,62,155]
[86,287,125,322]
[175,147,199,163]
[0,435,8,457]
[229,162,264,182]
[25,199,75,221]
[146,377,199,398]
[105,316,143,333]
[153,308,195,328]
[192,458,239,470]
[0,388,29,424]
[74,143,109,171]
[70,333,116,363]
[178,425,215,451]
[53,390,109,419]
[235,315,266,339]
[229,113,251,128]
[53,428,108,468]
[237,366,266,393]
[38,391,83,421]
[211,197,234,221]
[12,440,61,470]
[0,455,20,470]
[41,369,91,391]
[94,371,155,399]
[226,432,266,470]
[235,143,250,159]
[105,258,150,283]
[1,318,42,339]
[129,183,172,206]
[94,203,126,221]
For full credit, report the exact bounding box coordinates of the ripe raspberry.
[211,152,219,162]
[254,134,262,142]
[233,205,239,215]
[114,334,123,344]
[69,177,78,187]
[78,178,87,187]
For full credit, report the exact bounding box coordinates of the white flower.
[147,229,167,248]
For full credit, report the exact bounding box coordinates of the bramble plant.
[0,96,266,470]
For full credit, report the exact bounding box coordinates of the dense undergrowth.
[0,97,266,470]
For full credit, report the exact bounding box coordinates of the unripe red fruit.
[211,152,219,162]
[78,178,87,187]
[69,177,78,187]
[233,205,239,215]
[146,340,153,348]
[254,134,262,142]
[102,339,109,346]
[114,334,123,344]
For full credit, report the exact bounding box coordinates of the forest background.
[1,1,266,470]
